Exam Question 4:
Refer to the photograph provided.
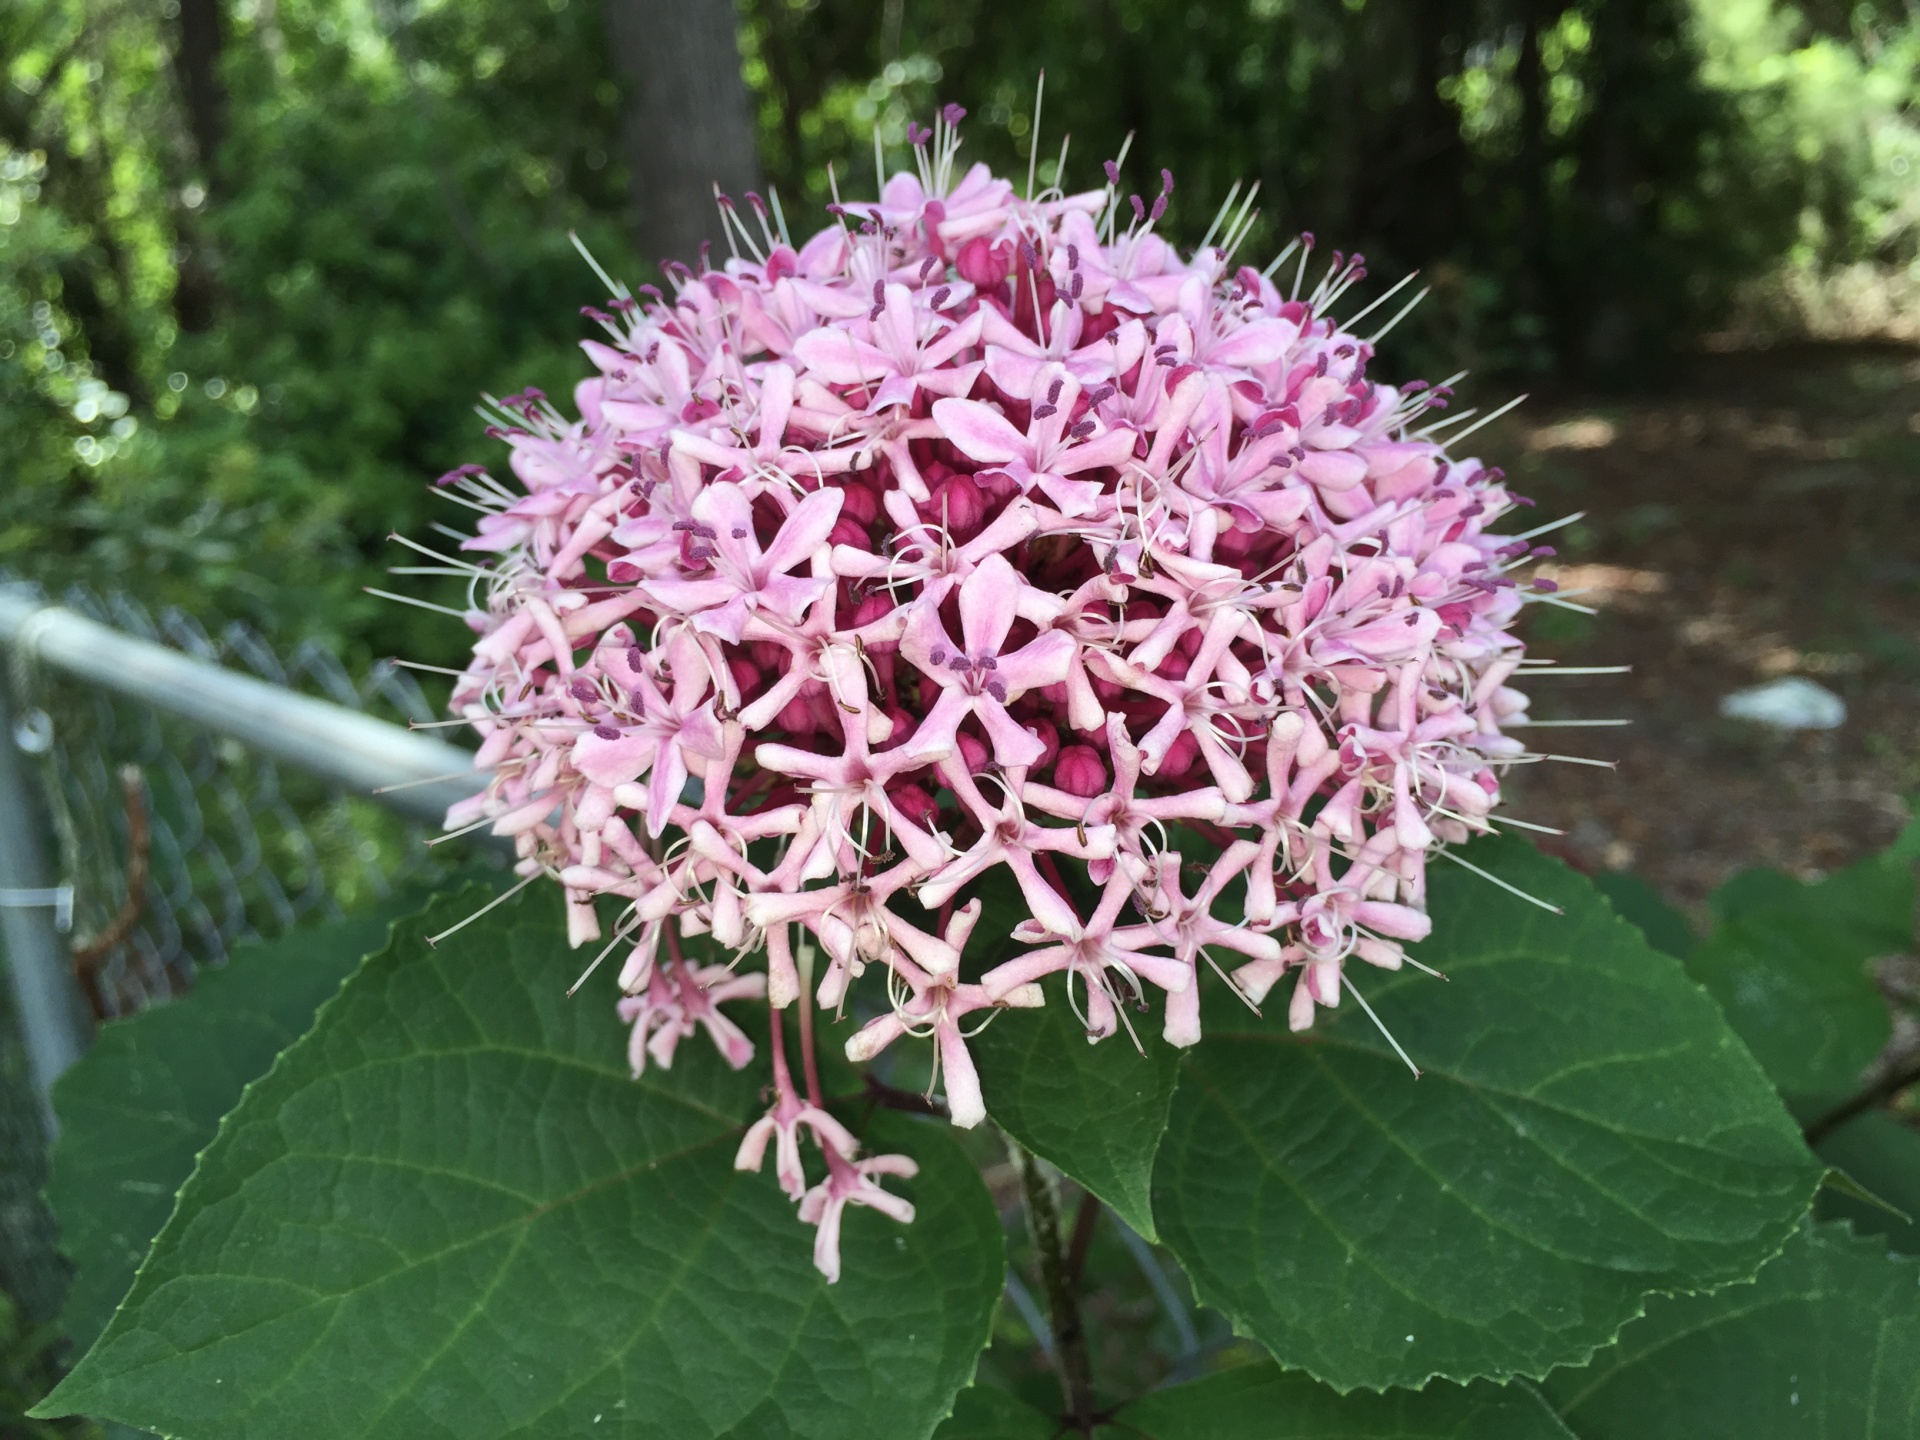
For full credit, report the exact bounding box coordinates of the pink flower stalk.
[432,110,1543,1278]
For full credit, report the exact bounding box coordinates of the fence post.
[0,667,90,1136]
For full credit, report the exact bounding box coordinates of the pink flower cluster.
[435,112,1541,1278]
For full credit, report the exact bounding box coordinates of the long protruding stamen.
[1438,849,1565,914]
[425,870,540,947]
[1027,70,1046,200]
[1342,972,1420,1077]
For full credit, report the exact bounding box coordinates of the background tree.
[0,0,1913,663]
[604,0,762,264]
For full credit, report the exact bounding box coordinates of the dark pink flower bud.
[928,475,986,538]
[888,783,938,830]
[957,731,990,774]
[955,237,1010,288]
[828,516,869,549]
[1054,745,1107,797]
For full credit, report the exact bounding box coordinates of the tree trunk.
[603,0,762,268]
[1514,0,1551,319]
[172,0,228,179]
[168,0,228,334]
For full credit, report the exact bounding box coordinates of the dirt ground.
[1475,341,1920,917]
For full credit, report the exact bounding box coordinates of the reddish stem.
[796,959,825,1108]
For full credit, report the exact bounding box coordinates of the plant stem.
[1009,1137,1096,1435]
[795,942,824,1108]
[1805,1054,1920,1146]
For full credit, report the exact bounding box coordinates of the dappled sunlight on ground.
[1482,343,1920,914]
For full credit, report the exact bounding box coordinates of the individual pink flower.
[639,481,842,643]
[933,364,1137,517]
[897,554,1076,768]
[798,1150,919,1285]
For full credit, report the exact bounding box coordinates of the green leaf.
[973,976,1182,1239]
[1815,1112,1920,1254]
[1106,1363,1573,1439]
[47,898,426,1355]
[1542,1223,1920,1437]
[1889,810,1920,862]
[1687,854,1907,1099]
[930,1385,1057,1439]
[1152,836,1822,1392]
[1592,871,1694,959]
[38,885,1004,1440]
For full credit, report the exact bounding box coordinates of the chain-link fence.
[6,580,448,1020]
[0,576,480,1337]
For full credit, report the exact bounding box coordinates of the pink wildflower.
[429,110,1546,1276]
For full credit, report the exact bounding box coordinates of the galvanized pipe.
[0,669,89,1130]
[0,589,481,827]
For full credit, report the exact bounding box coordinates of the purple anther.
[1104,160,1120,185]
[594,725,621,741]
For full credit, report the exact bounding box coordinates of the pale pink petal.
[932,398,1029,464]
[958,554,1022,656]
[760,487,844,575]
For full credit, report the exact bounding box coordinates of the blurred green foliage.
[1,0,1915,666]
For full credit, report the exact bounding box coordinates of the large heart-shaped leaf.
[46,900,427,1356]
[972,977,1181,1239]
[1151,837,1822,1392]
[1107,1363,1572,1438]
[1542,1223,1920,1437]
[1687,854,1907,1099]
[38,886,1004,1440]
[1592,871,1693,959]
[930,1385,1058,1439]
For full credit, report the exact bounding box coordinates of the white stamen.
[1341,972,1420,1077]
[1438,849,1564,914]
[425,870,541,946]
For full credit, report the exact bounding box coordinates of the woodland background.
[6,1,1920,1428]
[3,0,1917,678]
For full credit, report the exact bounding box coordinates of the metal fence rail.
[0,578,483,1328]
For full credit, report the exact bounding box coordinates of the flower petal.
[932,397,1029,464]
